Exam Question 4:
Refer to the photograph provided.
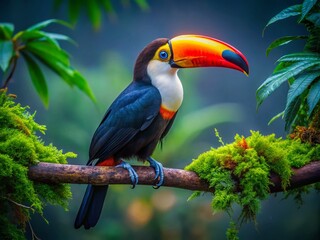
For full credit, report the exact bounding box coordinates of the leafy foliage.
[185,130,320,240]
[0,19,95,107]
[0,89,76,239]
[257,0,320,131]
[54,0,149,29]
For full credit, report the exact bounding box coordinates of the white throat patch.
[147,60,183,112]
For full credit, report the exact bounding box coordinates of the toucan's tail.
[74,184,108,229]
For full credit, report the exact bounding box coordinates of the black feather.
[74,185,108,229]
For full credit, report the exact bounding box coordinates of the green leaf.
[68,0,82,24]
[256,60,320,107]
[284,95,301,130]
[286,72,320,113]
[71,71,96,102]
[18,30,49,42]
[305,29,320,53]
[306,13,320,27]
[25,41,70,66]
[101,0,115,13]
[277,52,320,62]
[263,4,302,35]
[45,32,77,45]
[268,111,284,125]
[135,0,149,11]
[17,30,61,49]
[273,61,293,74]
[300,0,317,22]
[22,53,49,107]
[26,19,71,32]
[0,40,14,72]
[18,30,76,50]
[0,23,14,40]
[86,0,102,29]
[26,46,73,86]
[307,80,320,116]
[266,36,308,56]
[26,49,95,101]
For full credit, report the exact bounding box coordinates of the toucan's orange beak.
[169,34,249,75]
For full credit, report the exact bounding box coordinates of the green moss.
[0,90,76,239]
[226,221,239,240]
[185,130,320,240]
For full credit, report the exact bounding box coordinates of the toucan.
[74,34,249,229]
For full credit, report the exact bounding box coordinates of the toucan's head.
[133,34,249,82]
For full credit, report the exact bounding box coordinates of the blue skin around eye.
[159,51,168,59]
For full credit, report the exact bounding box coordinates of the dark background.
[1,0,319,239]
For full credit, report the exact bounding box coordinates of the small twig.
[3,196,49,224]
[28,161,320,193]
[1,56,18,89]
[3,196,34,211]
[28,221,41,240]
[4,196,42,239]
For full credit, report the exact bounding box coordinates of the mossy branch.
[28,161,320,193]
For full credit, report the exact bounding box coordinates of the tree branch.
[28,161,320,193]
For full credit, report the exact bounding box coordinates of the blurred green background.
[1,0,319,239]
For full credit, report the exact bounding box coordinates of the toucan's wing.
[88,83,161,164]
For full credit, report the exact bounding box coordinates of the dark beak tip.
[222,50,249,75]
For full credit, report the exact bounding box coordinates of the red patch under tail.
[97,157,119,166]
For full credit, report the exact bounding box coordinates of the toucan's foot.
[147,157,164,188]
[116,162,138,188]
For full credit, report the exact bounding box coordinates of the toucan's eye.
[159,50,168,60]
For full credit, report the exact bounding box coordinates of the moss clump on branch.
[0,89,76,240]
[185,130,320,240]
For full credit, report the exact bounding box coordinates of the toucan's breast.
[147,60,183,112]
